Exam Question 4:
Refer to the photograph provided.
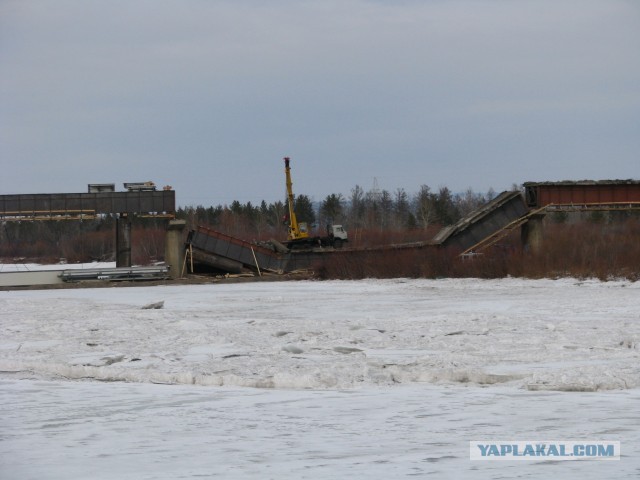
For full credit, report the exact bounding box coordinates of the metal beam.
[59,266,170,282]
[524,180,640,208]
[0,190,175,219]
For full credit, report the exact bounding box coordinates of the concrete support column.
[521,214,545,254]
[165,219,186,278]
[116,214,132,267]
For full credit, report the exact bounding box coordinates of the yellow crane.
[283,157,310,241]
[282,157,348,250]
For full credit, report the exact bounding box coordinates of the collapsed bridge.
[186,226,333,275]
[187,180,640,274]
[2,179,639,279]
[430,180,640,255]
[0,184,176,270]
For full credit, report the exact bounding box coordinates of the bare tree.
[414,185,435,230]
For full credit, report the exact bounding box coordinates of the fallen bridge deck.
[430,191,529,253]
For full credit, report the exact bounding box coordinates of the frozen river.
[1,277,639,478]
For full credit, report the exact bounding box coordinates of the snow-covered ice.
[2,278,639,391]
[1,277,639,478]
[0,261,116,272]
[3,380,639,479]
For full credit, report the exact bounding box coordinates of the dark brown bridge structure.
[2,179,639,280]
[524,180,640,210]
[0,186,176,269]
[186,179,640,276]
[432,180,640,255]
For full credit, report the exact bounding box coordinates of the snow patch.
[1,278,639,391]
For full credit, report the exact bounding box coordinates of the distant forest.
[1,183,639,281]
[0,184,495,263]
[176,184,498,241]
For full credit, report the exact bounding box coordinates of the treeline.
[175,184,498,246]
[2,183,639,282]
[317,218,640,281]
[0,216,166,265]
[0,183,495,263]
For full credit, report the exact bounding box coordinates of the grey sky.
[2,0,639,207]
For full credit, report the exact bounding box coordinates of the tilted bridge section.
[187,180,640,274]
[431,180,640,255]
[187,226,332,274]
[3,180,638,278]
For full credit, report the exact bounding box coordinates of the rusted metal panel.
[524,180,640,208]
[189,226,284,272]
[190,249,243,274]
[431,191,528,251]
[111,193,129,213]
[66,194,83,211]
[20,194,36,212]
[95,193,114,213]
[50,195,67,211]
[139,193,155,213]
[0,190,175,217]
[126,193,141,213]
[188,226,330,273]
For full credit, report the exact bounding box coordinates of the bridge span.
[432,180,640,255]
[2,179,638,279]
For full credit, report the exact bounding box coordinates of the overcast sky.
[2,0,639,207]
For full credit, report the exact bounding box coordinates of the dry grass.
[317,219,640,281]
[3,217,638,280]
[513,220,640,280]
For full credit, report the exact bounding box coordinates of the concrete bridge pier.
[165,219,186,278]
[116,214,132,267]
[521,214,545,254]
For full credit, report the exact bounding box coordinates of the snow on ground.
[2,278,638,391]
[2,380,639,479]
[0,261,116,272]
[1,277,639,478]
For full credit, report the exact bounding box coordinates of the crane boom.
[283,157,309,241]
[281,156,347,250]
